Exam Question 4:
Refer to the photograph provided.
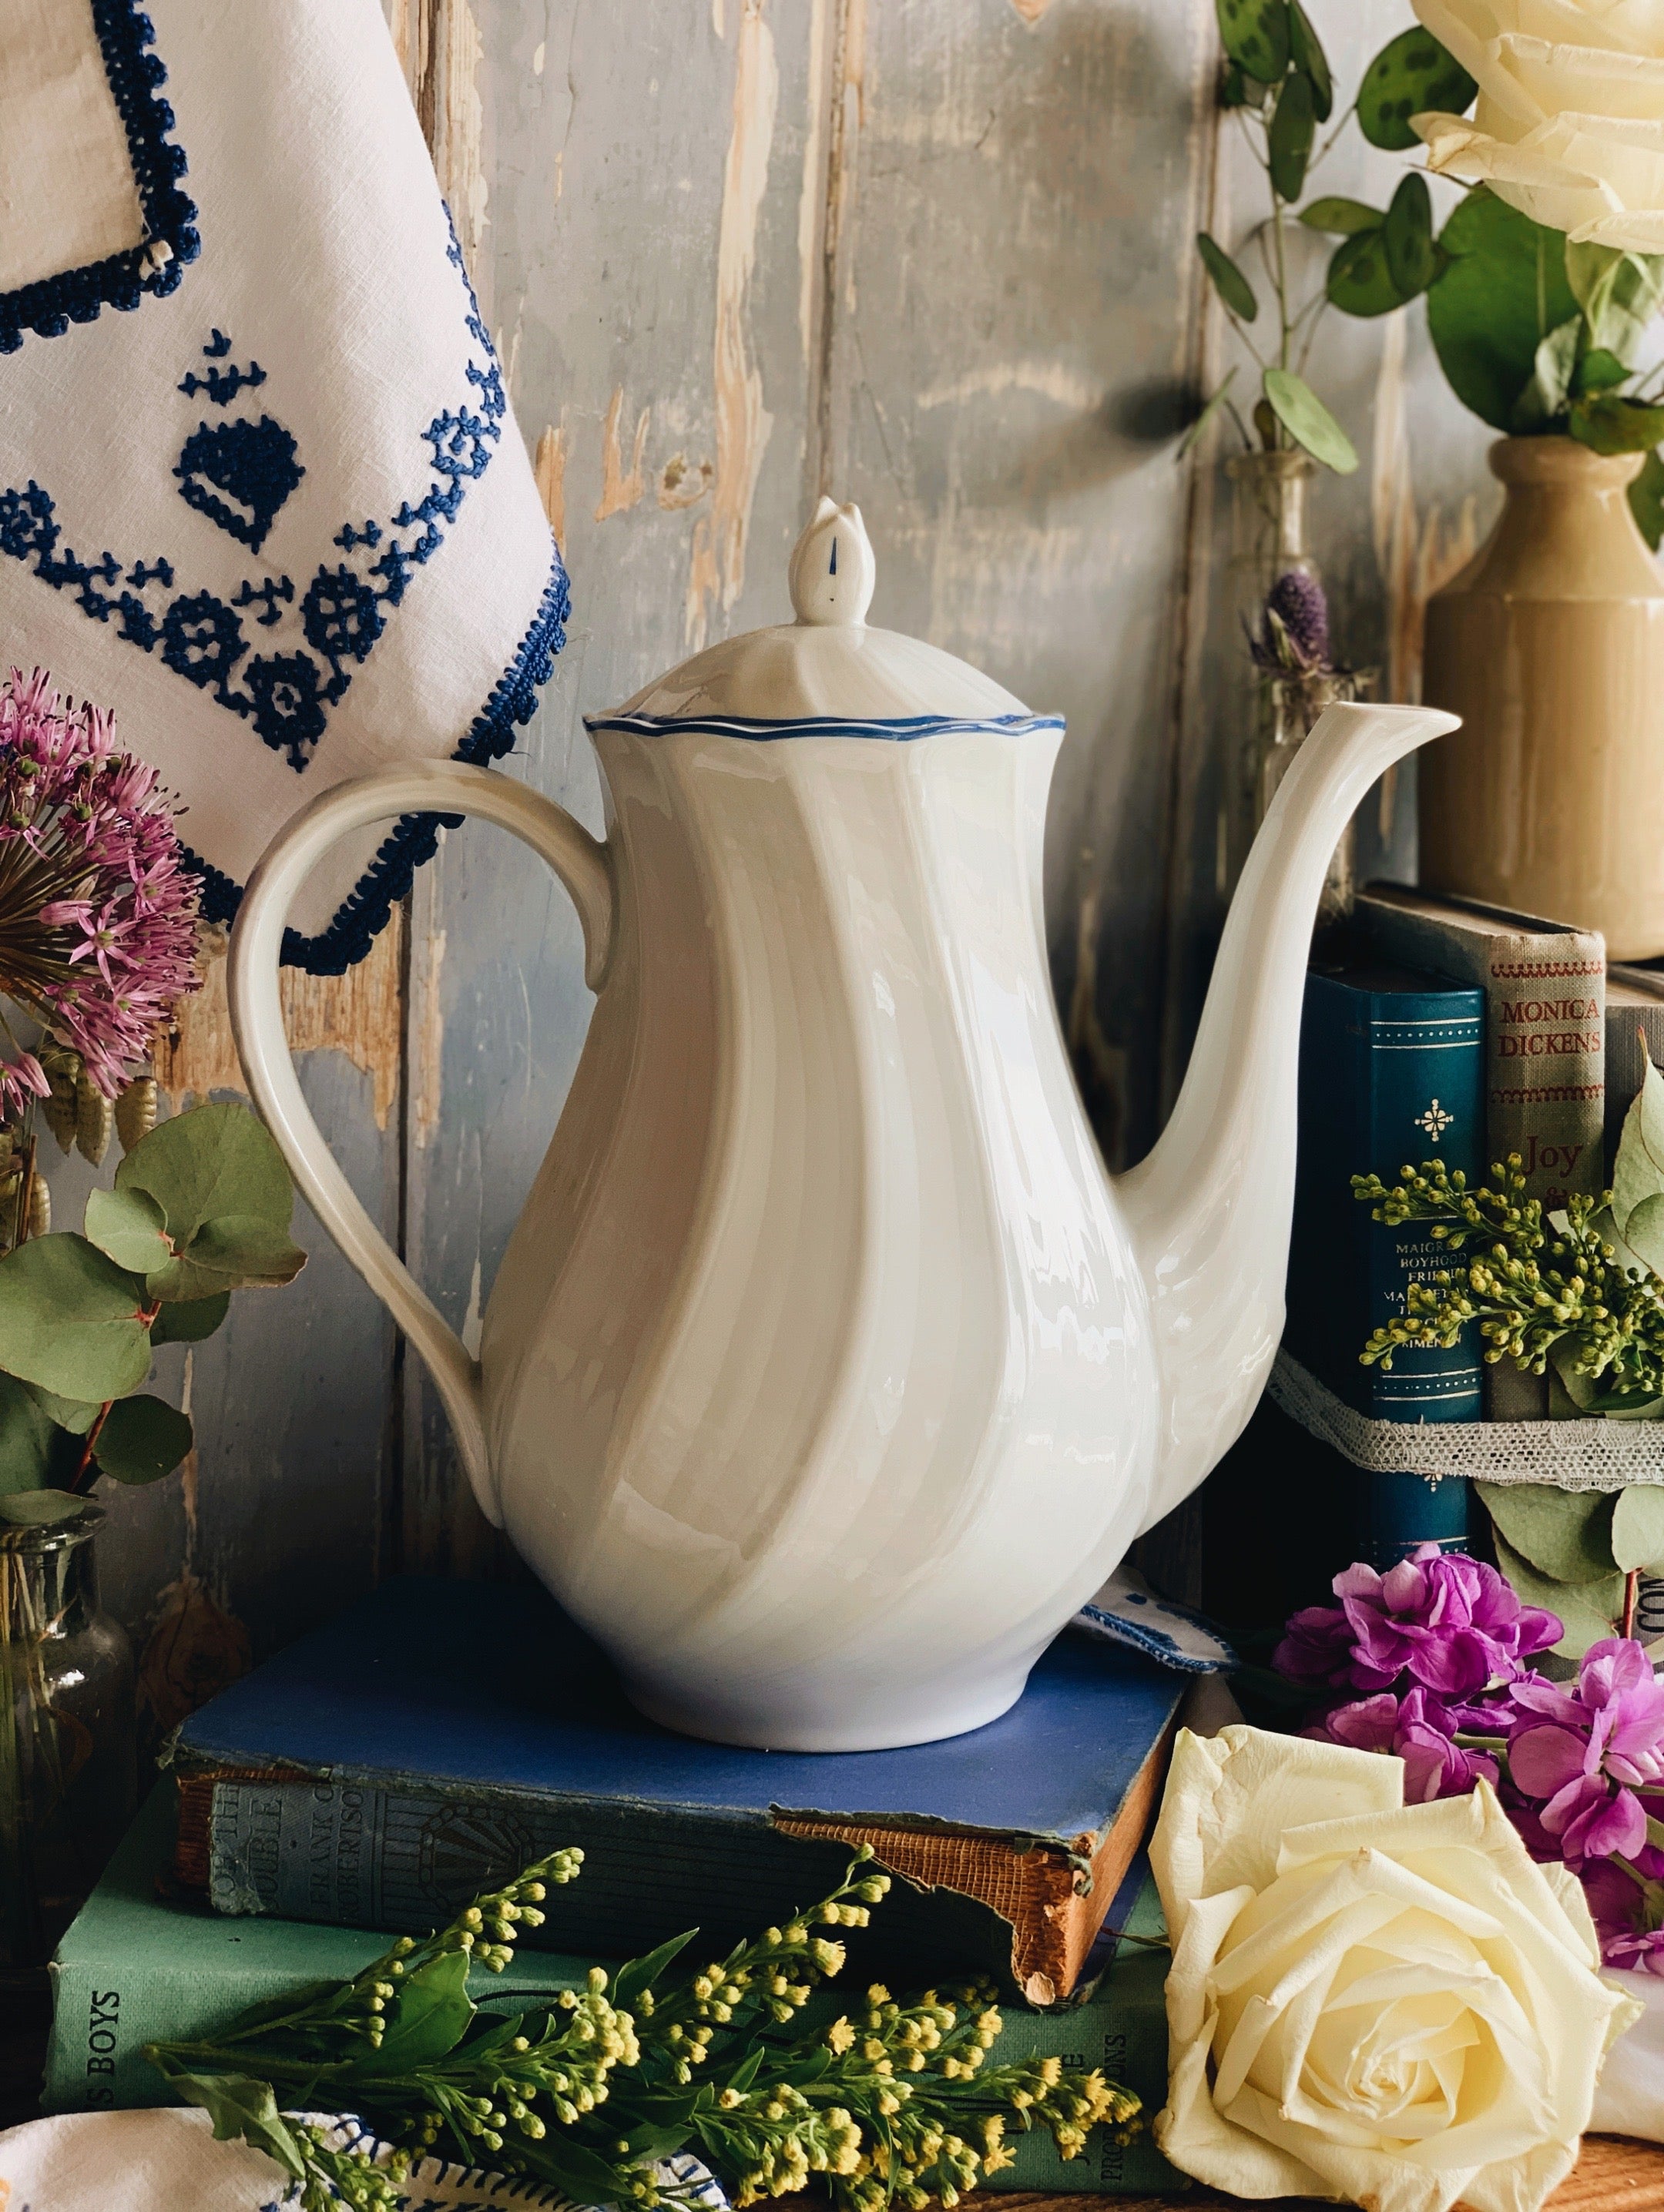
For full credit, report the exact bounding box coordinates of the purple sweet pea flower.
[1580,1842,1664,1971]
[1507,1637,1664,1868]
[1273,1543,1561,1701]
[1303,1687,1499,1803]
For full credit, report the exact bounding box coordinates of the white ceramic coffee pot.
[229,499,1456,1751]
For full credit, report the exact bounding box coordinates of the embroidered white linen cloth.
[0,0,564,973]
[0,2109,728,2210]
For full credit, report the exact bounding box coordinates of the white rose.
[1149,1725,1642,2212]
[1411,0,1664,252]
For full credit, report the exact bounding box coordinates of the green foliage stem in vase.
[0,1099,306,1532]
[144,1845,1139,2212]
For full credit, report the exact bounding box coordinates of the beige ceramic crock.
[1420,437,1664,960]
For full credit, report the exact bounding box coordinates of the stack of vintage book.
[1273,881,1629,1574]
[42,1576,1193,2194]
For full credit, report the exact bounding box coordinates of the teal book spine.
[1287,964,1485,1567]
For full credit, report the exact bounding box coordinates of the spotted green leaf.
[1268,67,1315,203]
[1286,0,1330,122]
[1197,232,1256,323]
[1359,25,1476,151]
[1327,227,1407,318]
[1215,0,1288,84]
[1301,197,1380,237]
[1383,173,1436,299]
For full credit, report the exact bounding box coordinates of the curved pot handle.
[227,760,615,1528]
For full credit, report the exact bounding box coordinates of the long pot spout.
[1115,699,1458,1534]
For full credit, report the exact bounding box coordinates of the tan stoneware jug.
[1421,437,1664,960]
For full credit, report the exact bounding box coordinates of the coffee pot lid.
[589,498,1041,729]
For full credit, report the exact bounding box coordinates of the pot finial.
[788,497,875,627]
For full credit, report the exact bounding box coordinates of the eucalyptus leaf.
[1301,197,1380,237]
[0,1372,58,1496]
[366,1946,475,2073]
[1286,0,1330,121]
[1429,190,1581,431]
[1612,1486,1664,1574]
[26,1386,101,1436]
[1327,227,1407,318]
[1263,365,1358,472]
[1492,1531,1621,1660]
[116,1101,294,1247]
[93,1395,193,1486]
[146,1217,307,1302]
[150,1290,232,1345]
[0,1235,152,1402]
[1358,25,1477,151]
[1476,1479,1616,1584]
[1268,68,1315,203]
[1383,173,1436,300]
[1632,447,1664,550]
[1549,1338,1664,1419]
[1622,1191,1664,1281]
[1215,0,1288,84]
[1612,1054,1664,1249]
[84,1185,173,1276]
[0,1489,91,1529]
[1571,392,1664,454]
[1197,231,1257,323]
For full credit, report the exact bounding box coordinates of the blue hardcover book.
[167,1577,1186,2003]
[1287,961,1485,1565]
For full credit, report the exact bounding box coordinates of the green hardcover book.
[48,1792,1184,2194]
[43,1789,592,2114]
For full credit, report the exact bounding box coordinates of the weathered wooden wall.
[87,0,1505,1681]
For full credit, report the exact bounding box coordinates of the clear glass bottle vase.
[1,1510,136,1966]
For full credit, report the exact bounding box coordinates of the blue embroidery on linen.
[302,565,385,695]
[186,548,572,974]
[0,2,200,354]
[159,590,247,704]
[2,207,555,971]
[179,359,267,405]
[244,652,327,771]
[174,415,305,552]
[232,575,295,626]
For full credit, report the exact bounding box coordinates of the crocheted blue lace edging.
[0,1,200,354]
[183,545,572,975]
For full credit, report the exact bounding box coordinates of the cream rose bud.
[1150,1726,1642,2212]
[1411,0,1664,253]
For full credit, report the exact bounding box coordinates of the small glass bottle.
[0,1510,136,1966]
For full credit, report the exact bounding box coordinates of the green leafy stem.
[144,1846,1139,2212]
[1192,2,1664,538]
[0,1100,305,1530]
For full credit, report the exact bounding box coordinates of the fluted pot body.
[483,719,1158,1748]
[1421,438,1664,958]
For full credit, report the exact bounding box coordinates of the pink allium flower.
[0,668,200,1102]
[1273,1543,1562,1701]
[1304,1686,1500,1803]
[1507,1637,1664,1867]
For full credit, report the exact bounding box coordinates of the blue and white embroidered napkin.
[0,0,565,971]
